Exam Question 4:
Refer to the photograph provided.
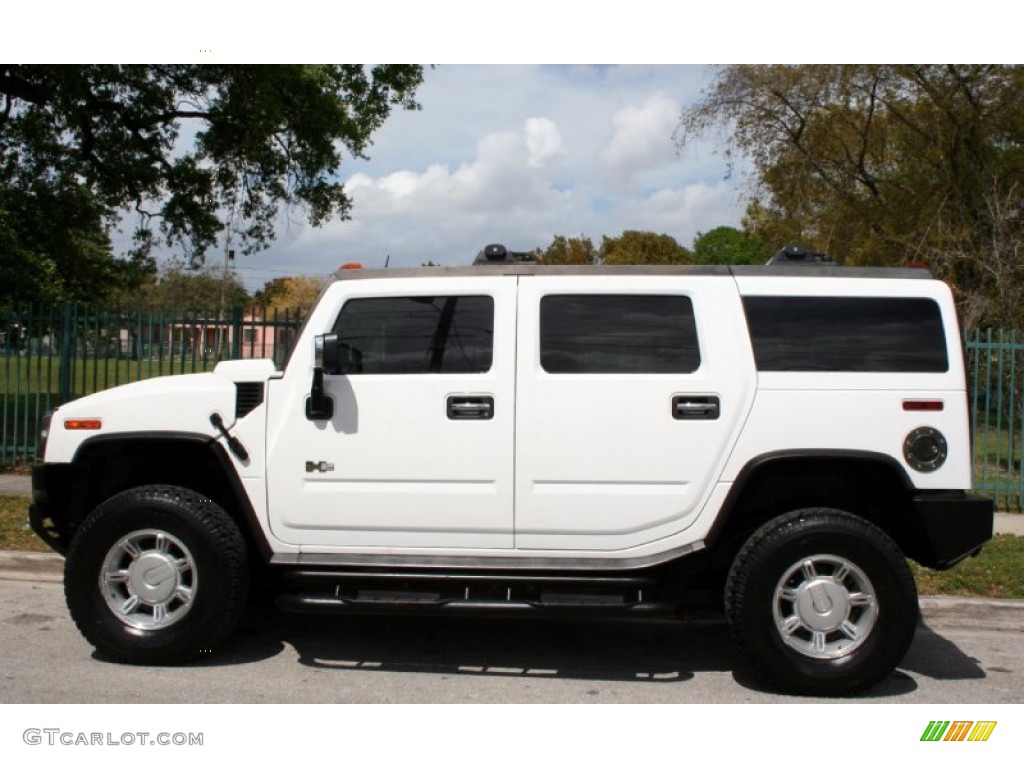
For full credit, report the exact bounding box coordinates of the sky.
[213,65,747,289]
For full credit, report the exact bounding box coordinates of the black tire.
[725,508,918,696]
[64,485,249,664]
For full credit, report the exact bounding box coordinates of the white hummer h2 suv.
[30,245,994,695]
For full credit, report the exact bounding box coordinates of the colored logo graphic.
[921,721,997,742]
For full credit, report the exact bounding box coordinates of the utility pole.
[216,203,237,361]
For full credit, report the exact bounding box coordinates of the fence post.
[58,301,74,403]
[230,305,243,360]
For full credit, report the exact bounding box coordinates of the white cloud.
[341,119,565,222]
[228,66,745,285]
[524,117,564,168]
[599,92,681,189]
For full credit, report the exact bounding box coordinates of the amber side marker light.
[339,262,363,270]
[64,419,102,430]
[903,400,944,412]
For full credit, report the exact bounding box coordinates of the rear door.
[514,275,755,551]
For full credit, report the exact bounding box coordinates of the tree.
[141,263,249,310]
[691,226,771,265]
[255,276,325,315]
[599,230,692,265]
[0,65,424,303]
[0,183,149,306]
[676,65,1024,325]
[534,235,598,265]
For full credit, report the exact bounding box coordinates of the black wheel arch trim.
[35,431,272,561]
[705,449,917,560]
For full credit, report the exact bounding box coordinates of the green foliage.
[0,65,424,304]
[678,65,1024,325]
[534,235,599,265]
[137,263,249,310]
[599,230,692,265]
[254,275,324,314]
[691,226,770,265]
[0,183,152,307]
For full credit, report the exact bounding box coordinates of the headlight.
[37,410,54,460]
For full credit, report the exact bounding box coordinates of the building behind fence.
[3,303,1024,509]
[2,302,303,465]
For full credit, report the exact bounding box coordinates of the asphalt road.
[1,578,1021,704]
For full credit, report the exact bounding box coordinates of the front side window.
[332,295,494,374]
[540,294,700,374]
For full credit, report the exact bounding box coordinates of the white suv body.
[31,259,993,695]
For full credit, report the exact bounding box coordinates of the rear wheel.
[65,485,249,664]
[725,508,918,696]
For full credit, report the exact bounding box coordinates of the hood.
[45,373,237,464]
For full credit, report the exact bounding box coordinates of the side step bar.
[277,594,676,616]
[273,567,677,616]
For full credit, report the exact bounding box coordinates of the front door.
[266,276,517,549]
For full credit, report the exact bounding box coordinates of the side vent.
[235,382,265,418]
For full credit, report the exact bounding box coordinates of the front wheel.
[725,508,918,696]
[64,485,249,664]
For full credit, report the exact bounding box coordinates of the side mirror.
[315,333,340,375]
[314,334,362,375]
[306,333,337,420]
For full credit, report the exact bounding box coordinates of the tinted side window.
[540,295,700,374]
[332,296,493,374]
[743,296,948,372]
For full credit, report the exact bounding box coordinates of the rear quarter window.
[742,296,948,372]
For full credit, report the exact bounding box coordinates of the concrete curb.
[1,551,1022,630]
[917,596,1024,631]
[0,551,63,583]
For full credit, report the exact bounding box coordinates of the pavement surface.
[0,578,1021,703]
[0,474,30,496]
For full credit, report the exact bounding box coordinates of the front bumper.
[913,492,994,570]
[29,464,76,555]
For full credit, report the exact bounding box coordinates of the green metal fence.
[1,303,303,465]
[967,329,1024,509]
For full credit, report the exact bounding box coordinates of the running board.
[277,593,675,616]
[273,568,675,616]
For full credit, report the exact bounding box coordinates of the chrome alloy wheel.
[772,555,878,659]
[99,529,197,630]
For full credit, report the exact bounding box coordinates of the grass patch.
[911,534,1024,599]
[1,356,219,400]
[0,495,50,553]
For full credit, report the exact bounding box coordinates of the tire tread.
[64,484,249,664]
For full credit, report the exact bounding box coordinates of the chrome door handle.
[672,395,720,420]
[447,396,494,420]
